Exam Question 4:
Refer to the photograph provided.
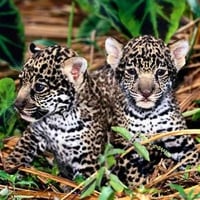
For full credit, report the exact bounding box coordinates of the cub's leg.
[4,127,47,172]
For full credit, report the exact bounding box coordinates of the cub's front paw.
[3,158,24,174]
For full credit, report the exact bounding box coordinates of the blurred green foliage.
[0,0,25,68]
[76,0,187,43]
[187,0,200,18]
[0,78,17,138]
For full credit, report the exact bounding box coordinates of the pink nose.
[140,89,152,98]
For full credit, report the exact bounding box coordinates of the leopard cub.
[4,44,108,180]
[105,35,199,188]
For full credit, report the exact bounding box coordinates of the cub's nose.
[140,89,152,99]
[14,99,26,111]
[138,74,154,99]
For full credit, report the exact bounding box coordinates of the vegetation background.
[0,0,200,199]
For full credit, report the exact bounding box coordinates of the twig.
[146,148,200,187]
[19,167,77,188]
[0,184,65,199]
[18,167,99,199]
[176,83,200,94]
[175,18,200,34]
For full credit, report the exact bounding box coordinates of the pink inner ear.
[173,47,187,59]
[71,63,81,80]
[174,47,183,59]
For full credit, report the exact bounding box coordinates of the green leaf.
[99,143,123,168]
[104,143,114,153]
[193,193,200,199]
[98,154,106,165]
[96,167,105,189]
[182,107,200,121]
[107,148,125,157]
[182,108,200,118]
[194,100,200,105]
[16,180,38,189]
[74,174,85,184]
[0,0,25,67]
[99,186,115,200]
[77,15,111,38]
[75,0,99,13]
[192,111,200,121]
[0,139,4,150]
[169,183,187,199]
[0,170,11,181]
[195,137,200,143]
[107,155,116,169]
[196,165,200,173]
[80,176,96,199]
[187,189,195,199]
[51,163,59,176]
[116,0,186,42]
[5,111,17,136]
[164,0,186,42]
[0,170,18,185]
[137,185,160,195]
[133,141,150,161]
[0,78,16,116]
[111,126,132,141]
[109,173,127,192]
[0,187,10,197]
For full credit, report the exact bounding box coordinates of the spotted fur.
[4,44,108,180]
[105,35,199,188]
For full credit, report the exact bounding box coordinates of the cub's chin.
[136,100,155,110]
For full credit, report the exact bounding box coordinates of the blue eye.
[34,83,46,92]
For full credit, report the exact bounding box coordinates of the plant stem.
[182,108,200,117]
[67,1,75,47]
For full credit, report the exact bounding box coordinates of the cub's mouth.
[15,105,49,122]
[141,98,151,102]
[14,98,50,122]
[136,99,155,109]
[21,110,49,122]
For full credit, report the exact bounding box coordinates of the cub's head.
[105,35,189,110]
[15,44,88,122]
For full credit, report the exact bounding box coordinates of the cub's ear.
[169,40,189,71]
[29,43,41,55]
[105,37,123,70]
[62,56,87,85]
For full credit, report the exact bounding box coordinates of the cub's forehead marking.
[121,36,172,72]
[21,45,78,80]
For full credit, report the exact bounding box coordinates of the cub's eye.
[156,69,167,76]
[127,68,137,76]
[34,83,46,93]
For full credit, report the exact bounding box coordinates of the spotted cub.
[4,44,108,180]
[105,35,199,188]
